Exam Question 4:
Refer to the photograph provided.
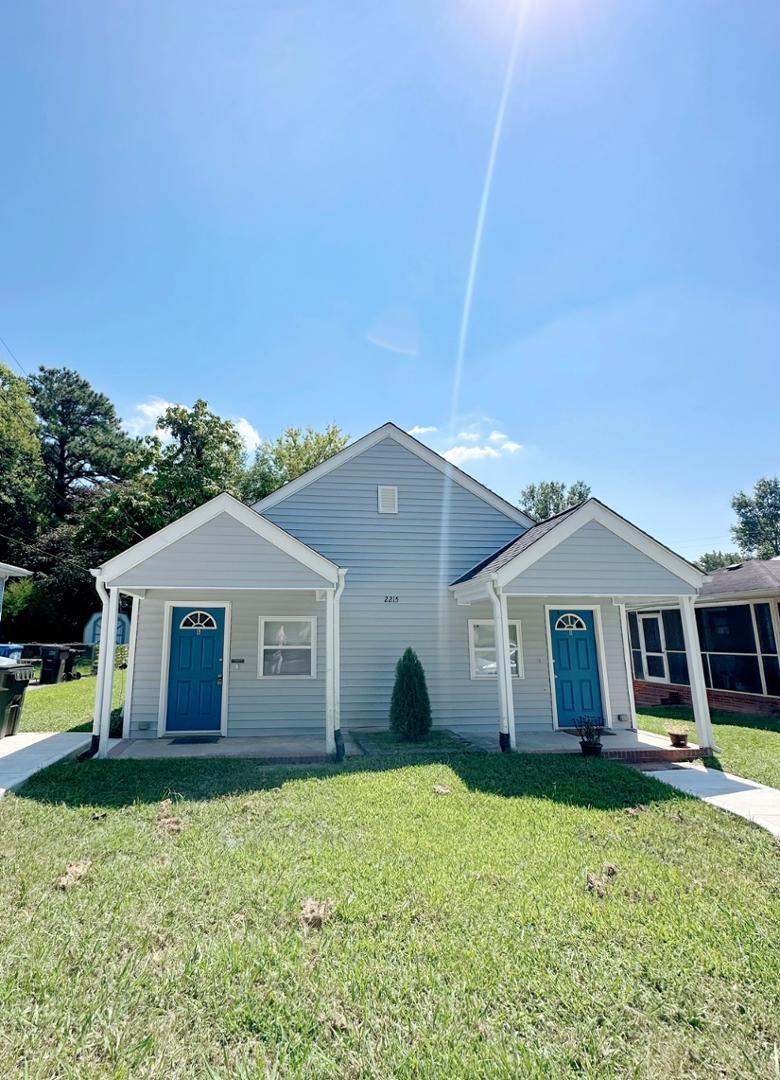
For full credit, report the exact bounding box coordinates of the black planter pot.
[668,732,689,748]
[580,740,602,757]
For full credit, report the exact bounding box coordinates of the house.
[631,559,780,716]
[90,423,714,757]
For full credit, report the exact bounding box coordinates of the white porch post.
[121,596,141,739]
[616,601,638,731]
[92,577,110,745]
[489,575,516,750]
[333,569,346,759]
[325,588,336,756]
[97,586,119,758]
[680,595,718,751]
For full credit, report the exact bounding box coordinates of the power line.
[0,332,27,376]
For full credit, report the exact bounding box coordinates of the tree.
[731,478,780,559]
[695,550,742,573]
[151,400,245,521]
[242,424,348,502]
[519,480,591,521]
[389,647,432,741]
[28,366,144,519]
[0,362,43,552]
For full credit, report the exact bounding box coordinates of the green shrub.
[389,647,432,741]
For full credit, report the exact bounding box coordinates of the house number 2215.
[384,595,399,603]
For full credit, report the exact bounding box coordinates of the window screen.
[697,605,757,654]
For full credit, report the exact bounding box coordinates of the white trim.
[545,604,613,731]
[96,492,340,586]
[0,561,31,578]
[333,569,346,733]
[638,612,669,683]
[257,616,317,680]
[158,601,231,737]
[377,485,398,514]
[451,499,705,596]
[680,595,716,750]
[122,596,140,740]
[325,592,335,754]
[252,422,534,528]
[467,618,524,680]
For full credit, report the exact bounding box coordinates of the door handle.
[217,675,223,686]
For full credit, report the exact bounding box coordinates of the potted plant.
[575,718,603,757]
[666,723,689,748]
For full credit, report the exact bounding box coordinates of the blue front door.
[166,607,225,732]
[549,609,604,728]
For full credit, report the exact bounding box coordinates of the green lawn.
[638,704,780,789]
[20,673,126,734]
[1,749,778,1077]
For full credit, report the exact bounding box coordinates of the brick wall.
[634,679,780,717]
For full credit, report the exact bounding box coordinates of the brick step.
[601,745,707,764]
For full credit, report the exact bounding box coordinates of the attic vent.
[377,485,398,514]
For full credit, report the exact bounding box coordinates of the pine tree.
[389,647,432,741]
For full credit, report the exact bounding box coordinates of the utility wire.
[0,332,27,376]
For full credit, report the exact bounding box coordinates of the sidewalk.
[0,732,91,797]
[649,761,780,838]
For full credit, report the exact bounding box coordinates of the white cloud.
[456,430,480,441]
[488,430,508,443]
[124,397,175,438]
[234,417,261,453]
[407,425,437,437]
[443,444,501,466]
[501,440,523,453]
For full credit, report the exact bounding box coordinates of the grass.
[20,673,126,735]
[0,748,779,1077]
[638,704,780,789]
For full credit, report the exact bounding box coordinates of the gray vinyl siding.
[112,512,331,590]
[263,437,527,734]
[126,590,325,738]
[503,521,697,597]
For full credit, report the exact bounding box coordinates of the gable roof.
[698,559,780,601]
[451,498,706,591]
[252,422,535,528]
[95,492,340,586]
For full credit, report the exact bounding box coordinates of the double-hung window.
[468,619,524,679]
[258,617,316,678]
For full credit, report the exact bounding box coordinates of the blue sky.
[1,0,778,558]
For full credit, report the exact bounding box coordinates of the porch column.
[325,588,336,756]
[489,575,516,751]
[680,594,718,752]
[97,586,119,758]
[616,601,638,731]
[92,578,111,747]
[333,569,346,760]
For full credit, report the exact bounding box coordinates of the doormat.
[169,736,221,745]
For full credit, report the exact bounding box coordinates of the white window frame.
[257,616,317,679]
[468,619,524,680]
[638,612,669,683]
[377,485,398,514]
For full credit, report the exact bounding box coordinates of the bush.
[389,647,432,741]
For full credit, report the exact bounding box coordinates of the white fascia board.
[97,492,340,586]
[252,422,535,529]
[492,501,706,592]
[0,562,32,578]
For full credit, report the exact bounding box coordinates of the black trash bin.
[0,659,35,737]
[39,645,74,685]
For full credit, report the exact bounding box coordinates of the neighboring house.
[0,561,31,624]
[90,423,714,756]
[632,559,780,716]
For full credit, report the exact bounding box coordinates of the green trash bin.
[0,659,35,737]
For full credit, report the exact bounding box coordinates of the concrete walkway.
[649,761,780,838]
[0,732,91,797]
[109,732,362,762]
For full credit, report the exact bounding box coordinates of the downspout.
[333,568,347,762]
[81,573,109,759]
